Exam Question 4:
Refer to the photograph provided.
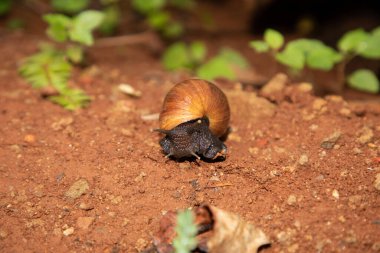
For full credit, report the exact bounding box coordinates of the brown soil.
[1,6,380,253]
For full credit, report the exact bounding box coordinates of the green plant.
[19,10,104,110]
[0,0,12,16]
[250,27,380,93]
[162,41,249,80]
[132,0,195,38]
[51,0,90,14]
[173,209,198,253]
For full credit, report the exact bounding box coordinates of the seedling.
[162,41,249,80]
[250,27,380,93]
[19,10,104,110]
[132,0,195,38]
[173,209,198,253]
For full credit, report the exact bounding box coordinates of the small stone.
[0,229,8,239]
[63,227,74,236]
[339,108,351,117]
[249,147,259,155]
[287,194,297,205]
[110,195,123,205]
[178,163,191,170]
[33,184,45,198]
[135,238,148,252]
[287,243,299,253]
[65,179,89,199]
[261,73,288,95]
[10,144,22,154]
[321,131,341,149]
[79,202,94,211]
[357,126,374,144]
[332,189,339,200]
[108,212,116,217]
[134,172,147,182]
[122,218,130,227]
[372,242,380,251]
[51,117,74,131]
[353,147,362,154]
[24,134,36,143]
[374,173,380,191]
[298,154,309,165]
[338,215,346,223]
[228,132,241,142]
[118,83,142,97]
[76,217,95,230]
[309,124,318,131]
[297,82,313,93]
[312,98,327,112]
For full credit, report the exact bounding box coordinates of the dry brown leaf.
[151,205,270,253]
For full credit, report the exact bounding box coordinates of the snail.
[156,79,230,160]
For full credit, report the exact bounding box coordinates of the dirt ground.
[1,4,380,253]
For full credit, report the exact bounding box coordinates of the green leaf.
[264,28,284,50]
[19,48,72,90]
[196,56,235,80]
[338,28,369,53]
[163,21,183,38]
[306,44,342,70]
[275,45,304,70]
[219,47,249,68]
[249,40,270,53]
[49,88,91,110]
[51,0,90,14]
[162,42,192,70]
[173,210,197,253]
[358,32,380,59]
[0,0,12,16]
[66,45,84,64]
[132,0,166,14]
[372,26,380,37]
[147,11,170,29]
[43,14,72,43]
[189,41,206,64]
[69,10,104,46]
[99,5,121,35]
[347,69,379,93]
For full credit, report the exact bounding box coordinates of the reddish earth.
[1,4,380,253]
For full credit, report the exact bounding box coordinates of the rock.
[63,227,74,236]
[287,195,297,206]
[356,126,374,144]
[33,184,45,198]
[297,82,313,93]
[321,131,341,149]
[178,163,191,170]
[261,73,288,96]
[339,108,351,117]
[135,238,148,252]
[372,242,380,251]
[0,229,8,239]
[352,147,362,154]
[118,83,142,97]
[309,124,318,131]
[298,154,309,165]
[24,134,36,143]
[51,117,74,131]
[312,98,327,112]
[332,189,339,200]
[374,173,380,191]
[134,172,147,182]
[110,195,123,205]
[65,179,89,199]
[228,132,241,142]
[79,202,94,211]
[77,217,95,230]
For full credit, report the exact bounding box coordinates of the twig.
[93,31,163,51]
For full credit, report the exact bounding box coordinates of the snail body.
[157,79,230,160]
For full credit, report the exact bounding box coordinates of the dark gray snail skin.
[157,117,227,160]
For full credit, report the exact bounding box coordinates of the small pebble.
[24,134,36,143]
[332,189,339,200]
[287,194,297,205]
[298,154,309,165]
[374,173,380,191]
[63,227,74,236]
[65,179,89,199]
[76,217,95,230]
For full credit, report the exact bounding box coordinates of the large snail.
[156,79,230,160]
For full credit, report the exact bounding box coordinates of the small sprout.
[49,88,91,110]
[347,69,379,93]
[338,28,369,54]
[249,41,270,53]
[173,209,197,253]
[264,28,284,50]
[197,56,235,80]
[69,10,105,46]
[66,45,84,64]
[132,0,165,14]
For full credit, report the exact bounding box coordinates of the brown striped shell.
[159,79,230,137]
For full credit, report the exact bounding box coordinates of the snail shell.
[159,79,230,137]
